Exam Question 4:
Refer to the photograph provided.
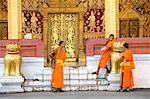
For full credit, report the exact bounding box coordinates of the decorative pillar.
[0,0,24,93]
[105,0,120,90]
[105,0,119,38]
[43,9,49,67]
[8,0,22,39]
[78,12,86,65]
[139,16,145,37]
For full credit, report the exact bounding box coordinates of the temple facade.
[0,0,150,93]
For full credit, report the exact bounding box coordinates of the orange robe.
[98,39,115,68]
[120,49,135,88]
[52,49,66,89]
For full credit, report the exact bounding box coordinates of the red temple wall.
[85,38,150,56]
[0,40,44,57]
[0,38,149,57]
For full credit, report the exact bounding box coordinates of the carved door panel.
[48,13,79,62]
[120,20,128,37]
[129,20,139,37]
[120,19,139,37]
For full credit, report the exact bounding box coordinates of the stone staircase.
[23,67,109,92]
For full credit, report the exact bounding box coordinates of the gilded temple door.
[48,13,79,66]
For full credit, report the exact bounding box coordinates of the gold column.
[43,9,48,67]
[105,0,119,38]
[8,0,22,39]
[78,12,86,64]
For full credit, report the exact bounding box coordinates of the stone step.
[21,67,110,92]
[23,80,109,87]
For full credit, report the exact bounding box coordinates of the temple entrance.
[43,8,86,67]
[48,13,79,66]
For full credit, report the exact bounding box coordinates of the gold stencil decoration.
[48,13,78,60]
[120,20,128,37]
[22,11,43,40]
[143,14,150,37]
[0,21,8,40]
[0,0,8,40]
[49,14,61,50]
[129,20,139,37]
[63,14,78,59]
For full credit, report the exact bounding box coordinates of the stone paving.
[0,89,150,99]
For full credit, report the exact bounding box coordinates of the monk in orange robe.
[92,34,116,75]
[51,41,66,92]
[120,43,135,92]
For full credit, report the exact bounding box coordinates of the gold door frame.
[43,7,85,67]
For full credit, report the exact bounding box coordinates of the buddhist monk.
[120,43,135,92]
[92,34,116,75]
[51,41,66,92]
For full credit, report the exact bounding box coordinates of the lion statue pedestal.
[0,44,24,93]
[107,42,124,91]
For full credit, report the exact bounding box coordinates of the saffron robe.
[98,39,115,68]
[120,49,135,88]
[52,49,66,88]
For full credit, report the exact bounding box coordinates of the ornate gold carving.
[22,11,43,40]
[84,9,105,39]
[49,14,61,50]
[120,20,128,37]
[0,0,8,40]
[0,0,7,20]
[48,13,79,62]
[4,44,22,76]
[143,14,150,37]
[77,0,105,9]
[22,0,47,11]
[43,7,85,67]
[129,20,139,37]
[47,0,78,8]
[110,41,125,74]
[119,0,150,37]
[0,21,8,40]
[88,10,96,32]
[120,19,139,37]
[63,14,78,59]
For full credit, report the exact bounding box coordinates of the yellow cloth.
[56,59,64,66]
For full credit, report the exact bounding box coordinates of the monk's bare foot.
[58,88,64,92]
[120,88,126,92]
[52,88,59,92]
[126,88,130,92]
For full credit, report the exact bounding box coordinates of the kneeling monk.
[51,41,66,92]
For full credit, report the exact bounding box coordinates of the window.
[120,19,139,38]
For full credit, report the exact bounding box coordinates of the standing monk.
[51,41,66,92]
[92,34,116,75]
[120,43,135,92]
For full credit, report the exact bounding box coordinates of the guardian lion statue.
[4,44,22,76]
[110,41,125,74]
